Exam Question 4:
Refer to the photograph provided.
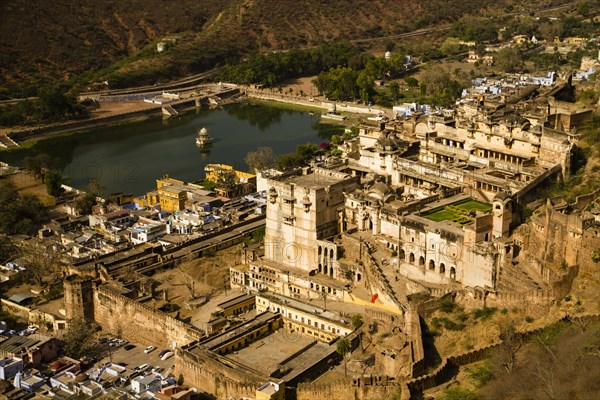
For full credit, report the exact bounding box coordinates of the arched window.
[428,260,435,270]
[399,249,406,261]
[409,253,415,263]
[419,256,425,266]
[440,263,446,274]
[450,267,456,280]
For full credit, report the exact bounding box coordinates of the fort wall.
[175,347,266,400]
[92,285,203,348]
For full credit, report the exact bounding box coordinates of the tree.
[0,234,18,264]
[440,37,462,56]
[404,76,419,88]
[21,242,62,288]
[421,66,464,108]
[0,180,47,235]
[336,337,352,377]
[389,82,401,103]
[38,85,88,121]
[63,319,101,359]
[245,147,274,172]
[357,70,375,102]
[44,170,63,197]
[75,193,97,215]
[494,47,523,73]
[494,320,524,373]
[352,313,365,350]
[351,314,364,330]
[75,179,104,215]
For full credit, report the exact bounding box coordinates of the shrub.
[472,307,497,320]
[525,316,534,323]
[467,364,492,387]
[439,299,455,313]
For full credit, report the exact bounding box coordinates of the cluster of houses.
[36,175,267,264]
[0,352,193,400]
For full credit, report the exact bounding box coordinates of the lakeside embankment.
[1,85,393,150]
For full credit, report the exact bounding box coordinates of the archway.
[399,249,406,261]
[450,267,456,280]
[440,263,446,274]
[428,260,435,271]
[419,256,425,266]
[409,253,415,263]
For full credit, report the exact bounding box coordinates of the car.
[18,330,31,336]
[144,346,156,354]
[124,344,135,351]
[26,326,37,332]
[158,349,170,358]
[161,351,174,361]
[134,363,149,372]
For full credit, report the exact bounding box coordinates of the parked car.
[18,330,31,336]
[124,344,136,351]
[144,346,156,354]
[134,363,149,372]
[26,326,37,332]
[158,349,170,358]
[161,351,174,361]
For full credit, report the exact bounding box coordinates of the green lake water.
[0,103,342,195]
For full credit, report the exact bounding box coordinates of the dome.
[367,181,395,202]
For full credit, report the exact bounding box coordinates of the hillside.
[0,0,573,98]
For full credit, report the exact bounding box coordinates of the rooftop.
[0,334,53,354]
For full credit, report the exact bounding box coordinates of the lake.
[0,103,342,195]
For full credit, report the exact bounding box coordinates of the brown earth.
[0,0,567,98]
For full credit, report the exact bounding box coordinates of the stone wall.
[175,347,266,400]
[92,285,202,348]
[297,378,409,400]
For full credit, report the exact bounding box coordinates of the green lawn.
[421,199,491,224]
[454,199,492,213]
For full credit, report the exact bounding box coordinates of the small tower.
[492,192,512,238]
[64,276,95,322]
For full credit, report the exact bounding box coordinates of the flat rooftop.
[225,329,326,377]
[217,293,255,310]
[196,311,279,350]
[259,292,351,327]
[277,168,354,190]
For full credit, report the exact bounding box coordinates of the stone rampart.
[92,285,202,348]
[174,347,266,400]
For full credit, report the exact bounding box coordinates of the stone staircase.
[496,260,548,293]
[0,134,19,148]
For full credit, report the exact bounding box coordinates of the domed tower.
[64,276,95,322]
[492,192,512,239]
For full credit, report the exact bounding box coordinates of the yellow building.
[136,175,215,213]
[204,164,256,198]
[256,382,284,400]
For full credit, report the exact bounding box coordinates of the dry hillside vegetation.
[0,0,570,97]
